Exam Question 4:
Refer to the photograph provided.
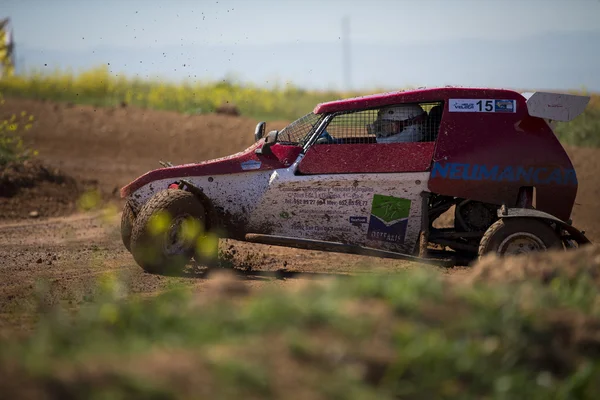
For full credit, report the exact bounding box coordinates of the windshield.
[277,112,325,145]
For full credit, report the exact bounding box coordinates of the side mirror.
[255,130,278,155]
[255,122,266,142]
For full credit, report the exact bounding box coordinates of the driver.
[367,104,427,143]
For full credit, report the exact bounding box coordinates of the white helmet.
[367,104,426,143]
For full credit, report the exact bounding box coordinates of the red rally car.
[119,87,592,273]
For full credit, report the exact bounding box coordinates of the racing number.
[476,100,494,112]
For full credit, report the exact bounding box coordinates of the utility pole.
[342,16,351,91]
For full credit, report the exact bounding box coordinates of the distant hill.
[14,30,600,92]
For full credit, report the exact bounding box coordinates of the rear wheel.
[130,189,206,274]
[478,218,563,259]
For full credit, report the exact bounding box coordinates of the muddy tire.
[478,218,563,259]
[121,201,136,252]
[130,189,205,274]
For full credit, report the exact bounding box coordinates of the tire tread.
[130,189,204,274]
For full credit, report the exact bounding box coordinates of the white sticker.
[449,99,516,113]
[241,160,262,170]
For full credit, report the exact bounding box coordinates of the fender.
[178,179,221,234]
[497,206,591,245]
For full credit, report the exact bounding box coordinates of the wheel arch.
[188,188,220,234]
[498,206,591,246]
[167,181,221,235]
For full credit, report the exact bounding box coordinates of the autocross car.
[120,87,592,273]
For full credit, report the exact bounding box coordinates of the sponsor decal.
[241,160,262,170]
[494,99,514,112]
[452,101,475,110]
[449,99,517,113]
[367,194,411,244]
[349,216,368,224]
[431,162,577,186]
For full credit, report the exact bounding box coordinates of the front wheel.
[478,218,563,259]
[121,201,136,252]
[130,189,206,274]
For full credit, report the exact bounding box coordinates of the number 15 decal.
[476,100,494,112]
[449,99,516,113]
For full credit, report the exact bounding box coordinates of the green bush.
[0,94,36,166]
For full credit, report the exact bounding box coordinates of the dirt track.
[1,99,599,331]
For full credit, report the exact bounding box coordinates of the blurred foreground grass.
[1,247,599,399]
[1,66,598,146]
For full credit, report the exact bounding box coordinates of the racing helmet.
[367,104,426,142]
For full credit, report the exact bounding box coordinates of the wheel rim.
[497,232,547,255]
[164,214,193,256]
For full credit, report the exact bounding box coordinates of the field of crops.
[0,66,366,122]
[1,66,598,147]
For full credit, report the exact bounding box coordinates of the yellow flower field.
[0,65,373,121]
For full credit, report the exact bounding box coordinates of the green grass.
[1,264,598,399]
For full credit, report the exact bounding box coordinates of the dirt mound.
[467,244,600,287]
[214,102,240,116]
[0,160,85,220]
[1,160,72,197]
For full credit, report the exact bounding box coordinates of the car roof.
[313,86,523,114]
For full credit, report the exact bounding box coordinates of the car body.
[120,87,592,272]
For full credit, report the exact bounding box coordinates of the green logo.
[280,211,290,219]
[370,194,411,223]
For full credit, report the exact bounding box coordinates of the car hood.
[120,140,303,198]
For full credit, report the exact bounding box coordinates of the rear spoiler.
[521,91,590,122]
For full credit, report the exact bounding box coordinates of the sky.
[3,0,600,91]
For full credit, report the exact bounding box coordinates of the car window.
[277,112,325,145]
[315,101,443,145]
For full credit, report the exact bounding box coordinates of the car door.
[253,103,442,254]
